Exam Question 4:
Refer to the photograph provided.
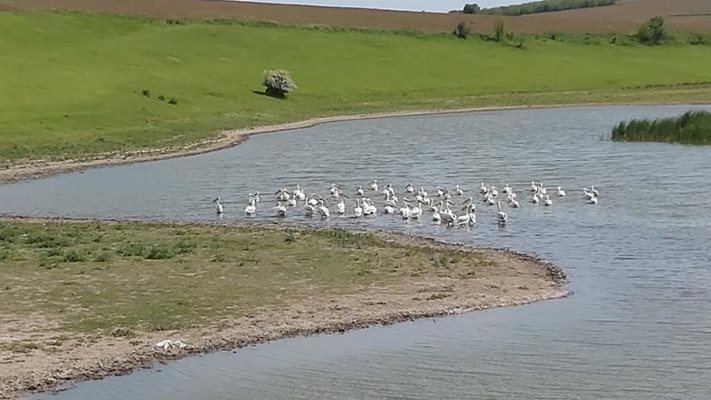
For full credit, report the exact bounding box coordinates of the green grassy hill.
[1,11,710,165]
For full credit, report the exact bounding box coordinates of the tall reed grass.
[611,111,711,145]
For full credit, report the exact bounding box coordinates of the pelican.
[356,185,364,196]
[557,186,566,197]
[329,183,339,195]
[244,197,256,215]
[436,187,445,197]
[293,185,306,201]
[275,189,291,202]
[317,200,330,219]
[384,204,395,214]
[583,188,595,200]
[354,199,363,218]
[591,185,600,197]
[502,184,512,194]
[589,197,599,205]
[336,199,346,215]
[304,204,314,217]
[273,202,286,217]
[490,186,498,197]
[251,192,261,203]
[497,201,508,225]
[531,194,540,204]
[418,187,429,198]
[307,194,320,207]
[212,197,224,214]
[399,204,411,219]
[363,198,377,216]
[457,204,476,226]
[485,194,495,206]
[480,182,487,194]
[455,185,464,196]
[409,203,423,219]
[544,194,553,206]
[511,199,521,208]
[461,197,477,213]
[368,180,378,191]
[432,207,441,223]
[405,183,415,194]
[287,198,297,207]
[539,183,547,195]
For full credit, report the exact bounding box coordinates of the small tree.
[453,22,470,39]
[637,16,666,45]
[494,17,506,42]
[463,3,480,14]
[262,69,297,98]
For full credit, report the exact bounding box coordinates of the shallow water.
[8,105,711,400]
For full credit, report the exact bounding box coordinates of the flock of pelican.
[211,180,600,226]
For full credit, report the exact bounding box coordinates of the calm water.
[9,105,711,400]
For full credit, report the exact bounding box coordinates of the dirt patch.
[0,220,568,399]
[2,0,709,33]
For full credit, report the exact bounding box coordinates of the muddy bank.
[0,220,567,399]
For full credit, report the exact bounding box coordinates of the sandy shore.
[0,220,567,399]
[1,101,695,184]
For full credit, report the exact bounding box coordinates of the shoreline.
[2,101,709,184]
[0,219,568,399]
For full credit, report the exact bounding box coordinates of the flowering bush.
[262,69,297,98]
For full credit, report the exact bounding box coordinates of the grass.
[611,110,711,144]
[0,220,491,333]
[1,11,711,165]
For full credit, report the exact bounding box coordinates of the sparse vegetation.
[637,16,668,45]
[482,0,616,16]
[611,111,711,145]
[0,220,496,333]
[494,18,506,42]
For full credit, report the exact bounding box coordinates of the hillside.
[1,11,710,167]
[1,0,710,33]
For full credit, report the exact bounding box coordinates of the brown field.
[1,0,710,33]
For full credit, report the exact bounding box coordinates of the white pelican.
[436,187,445,197]
[287,198,297,207]
[557,186,566,197]
[354,199,363,218]
[457,204,476,226]
[455,185,464,196]
[368,180,378,191]
[245,197,256,215]
[418,187,428,198]
[490,186,498,197]
[539,183,547,195]
[337,199,346,215]
[405,183,415,193]
[583,188,595,200]
[399,204,411,219]
[212,197,224,214]
[356,185,364,196]
[531,194,540,204]
[480,182,487,194]
[304,204,314,217]
[529,181,538,192]
[511,199,521,208]
[363,198,377,216]
[544,194,553,206]
[485,194,495,206]
[251,192,261,203]
[275,189,291,202]
[273,202,286,217]
[293,185,306,201]
[432,208,441,223]
[329,183,339,195]
[497,201,508,225]
[502,184,512,194]
[384,205,395,214]
[317,200,330,219]
[589,197,599,205]
[409,203,422,219]
[307,194,320,207]
[591,185,600,197]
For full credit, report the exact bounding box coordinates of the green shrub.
[262,69,297,98]
[145,245,176,260]
[453,22,470,39]
[63,250,85,263]
[117,242,146,257]
[637,16,667,45]
[494,18,506,42]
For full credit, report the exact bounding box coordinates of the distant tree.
[463,3,481,14]
[262,69,297,98]
[494,17,506,42]
[637,16,667,45]
[453,22,471,39]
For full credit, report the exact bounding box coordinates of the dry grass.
[2,0,710,33]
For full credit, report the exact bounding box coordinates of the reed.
[611,111,711,145]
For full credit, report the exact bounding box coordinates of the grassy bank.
[611,110,711,144]
[1,12,711,166]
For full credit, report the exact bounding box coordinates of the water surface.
[8,105,711,400]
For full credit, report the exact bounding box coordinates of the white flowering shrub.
[262,69,297,98]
